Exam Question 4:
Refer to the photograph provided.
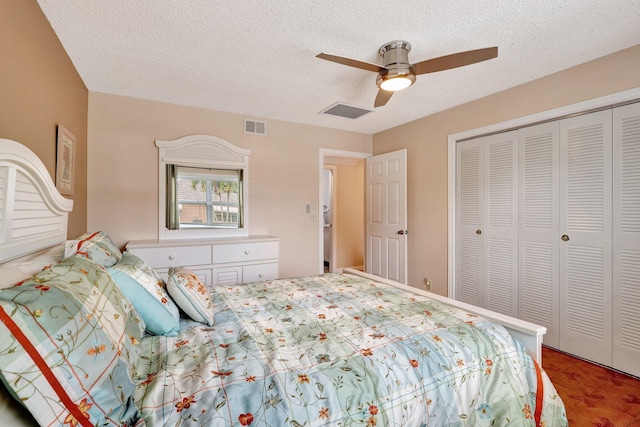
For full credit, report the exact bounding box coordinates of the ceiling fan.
[317,41,498,107]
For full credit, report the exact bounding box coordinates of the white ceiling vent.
[244,119,267,135]
[321,102,373,120]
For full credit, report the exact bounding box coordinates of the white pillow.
[0,263,31,289]
[0,244,64,289]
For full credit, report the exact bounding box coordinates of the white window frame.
[175,166,243,229]
[157,134,251,240]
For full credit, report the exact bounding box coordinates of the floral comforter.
[134,273,567,426]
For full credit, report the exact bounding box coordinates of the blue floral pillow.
[65,231,122,267]
[108,253,180,336]
[0,256,145,427]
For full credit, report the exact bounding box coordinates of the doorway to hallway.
[319,149,368,274]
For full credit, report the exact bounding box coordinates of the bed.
[0,138,567,426]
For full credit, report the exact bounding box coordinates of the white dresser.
[126,235,279,286]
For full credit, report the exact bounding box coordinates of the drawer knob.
[259,273,264,278]
[244,250,250,255]
[168,254,176,260]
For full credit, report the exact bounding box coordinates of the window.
[166,166,243,229]
[157,135,251,239]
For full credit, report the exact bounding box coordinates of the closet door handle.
[561,234,570,242]
[476,229,482,235]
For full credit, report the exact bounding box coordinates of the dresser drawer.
[212,266,243,286]
[243,262,279,283]
[212,263,278,286]
[211,241,278,264]
[129,245,212,268]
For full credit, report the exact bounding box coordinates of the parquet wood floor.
[542,346,640,426]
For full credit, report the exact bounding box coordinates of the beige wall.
[335,162,365,270]
[7,0,636,289]
[0,0,88,238]
[87,92,372,277]
[373,44,640,296]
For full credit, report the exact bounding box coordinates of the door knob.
[397,230,408,235]
[561,234,570,242]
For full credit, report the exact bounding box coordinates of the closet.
[455,102,640,377]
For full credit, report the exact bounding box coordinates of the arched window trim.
[157,135,251,240]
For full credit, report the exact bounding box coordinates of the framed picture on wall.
[55,125,75,196]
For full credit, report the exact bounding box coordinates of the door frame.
[318,149,370,274]
[447,87,640,297]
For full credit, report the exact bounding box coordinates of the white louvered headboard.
[0,139,73,263]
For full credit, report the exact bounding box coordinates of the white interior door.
[518,122,561,348]
[483,131,519,317]
[366,149,407,284]
[455,132,518,315]
[455,140,483,306]
[559,110,613,366]
[612,102,640,377]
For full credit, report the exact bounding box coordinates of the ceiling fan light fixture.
[379,76,413,91]
[317,39,498,108]
[376,40,416,92]
[376,68,416,92]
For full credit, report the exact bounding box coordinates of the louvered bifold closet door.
[559,110,613,366]
[518,122,560,348]
[483,131,519,316]
[612,102,640,377]
[455,132,518,314]
[456,140,484,306]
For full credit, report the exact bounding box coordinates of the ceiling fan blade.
[316,53,385,73]
[374,89,394,108]
[413,46,498,75]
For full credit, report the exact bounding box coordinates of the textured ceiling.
[37,1,640,134]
